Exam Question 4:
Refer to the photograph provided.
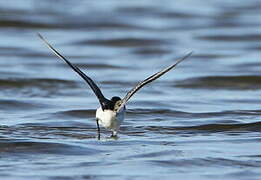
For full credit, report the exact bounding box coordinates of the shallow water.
[1,0,261,179]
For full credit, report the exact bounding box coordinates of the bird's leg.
[96,118,100,140]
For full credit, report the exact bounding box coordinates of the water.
[1,0,261,179]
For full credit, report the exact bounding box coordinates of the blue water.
[0,0,261,179]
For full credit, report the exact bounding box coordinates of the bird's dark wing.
[38,33,109,110]
[117,52,192,112]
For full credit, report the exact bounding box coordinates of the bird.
[37,33,192,139]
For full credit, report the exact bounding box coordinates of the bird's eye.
[114,101,121,109]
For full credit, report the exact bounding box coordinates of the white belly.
[95,107,125,133]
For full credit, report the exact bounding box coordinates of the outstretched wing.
[38,33,109,110]
[117,52,192,112]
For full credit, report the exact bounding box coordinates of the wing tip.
[182,51,193,60]
[37,32,44,40]
[37,32,50,46]
[174,51,194,65]
[187,51,193,57]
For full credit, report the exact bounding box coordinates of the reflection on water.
[1,0,261,179]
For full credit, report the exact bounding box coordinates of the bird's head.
[111,96,122,111]
[111,96,121,103]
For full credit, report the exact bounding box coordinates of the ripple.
[51,109,95,119]
[183,121,261,132]
[133,47,170,56]
[192,53,235,60]
[0,78,77,89]
[75,38,168,47]
[197,34,261,42]
[0,78,79,97]
[0,99,48,111]
[100,80,130,86]
[129,108,261,119]
[118,6,194,18]
[143,121,261,135]
[0,124,96,140]
[122,149,181,160]
[0,19,54,28]
[175,76,261,90]
[0,139,100,155]
[148,157,261,168]
[128,108,188,117]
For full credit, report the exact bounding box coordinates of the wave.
[0,139,101,155]
[175,75,261,90]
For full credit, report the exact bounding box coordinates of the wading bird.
[38,33,192,139]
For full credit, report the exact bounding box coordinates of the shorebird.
[38,33,192,139]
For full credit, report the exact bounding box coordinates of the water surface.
[0,0,261,179]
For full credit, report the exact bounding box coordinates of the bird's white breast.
[95,107,125,132]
